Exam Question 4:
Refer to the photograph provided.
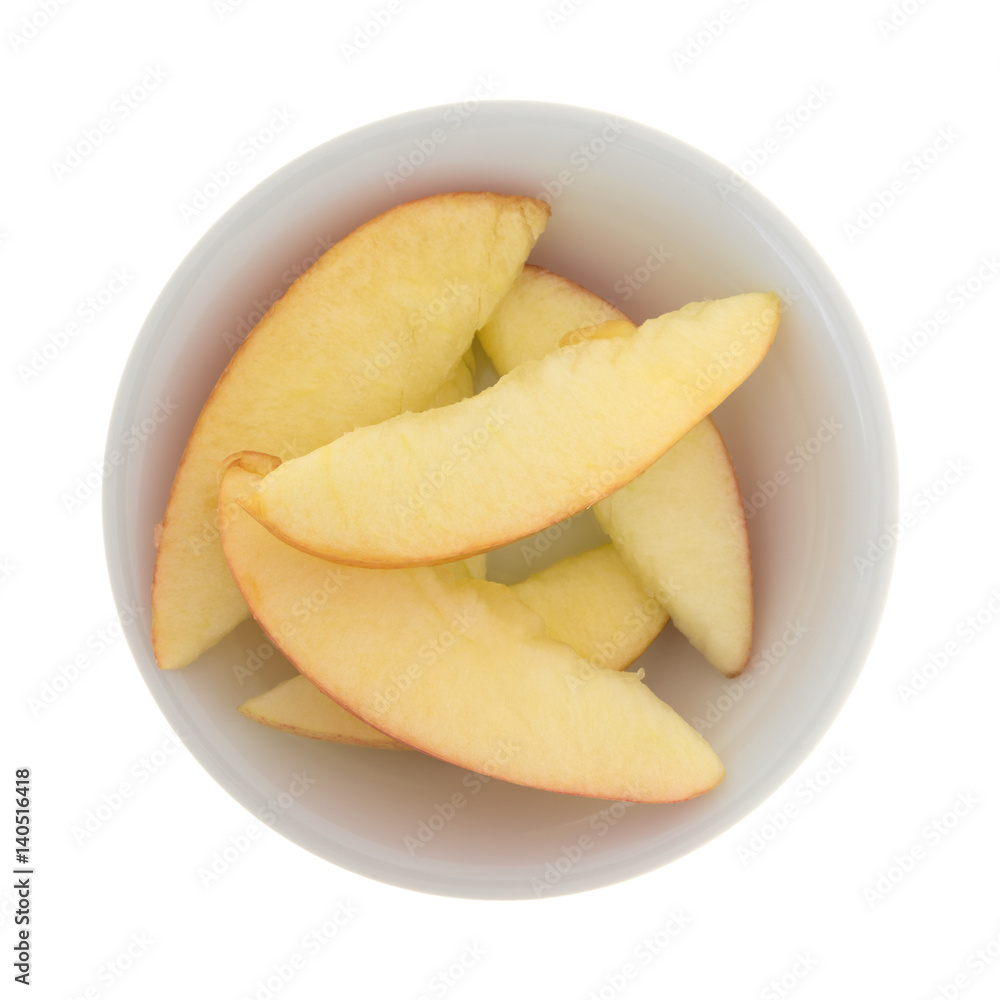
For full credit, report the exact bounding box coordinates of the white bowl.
[103,101,896,899]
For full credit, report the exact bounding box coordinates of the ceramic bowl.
[103,101,896,899]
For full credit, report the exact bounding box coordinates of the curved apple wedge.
[238,292,779,568]
[593,419,752,676]
[220,457,724,802]
[151,191,549,670]
[476,263,627,371]
[511,543,669,670]
[239,543,668,748]
[239,675,411,749]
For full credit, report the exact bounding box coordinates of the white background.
[4,0,1000,997]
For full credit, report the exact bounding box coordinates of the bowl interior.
[104,101,896,899]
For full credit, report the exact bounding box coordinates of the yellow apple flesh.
[237,540,485,750]
[220,457,723,802]
[240,675,411,749]
[510,544,669,669]
[592,417,753,676]
[239,293,779,568]
[476,263,626,372]
[239,543,668,747]
[151,192,548,670]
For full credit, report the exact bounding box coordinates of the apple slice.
[477,264,627,372]
[239,543,667,747]
[220,456,724,802]
[151,192,549,670]
[511,544,668,669]
[239,293,779,568]
[479,266,754,676]
[240,675,411,749]
[590,411,752,676]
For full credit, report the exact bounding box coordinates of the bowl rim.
[103,99,898,899]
